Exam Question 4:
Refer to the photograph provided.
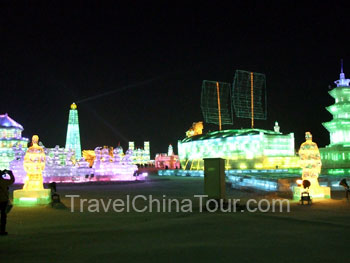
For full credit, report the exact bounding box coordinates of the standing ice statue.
[13,135,51,205]
[23,135,45,190]
[299,132,322,189]
[293,132,330,199]
[113,147,121,163]
[123,149,134,165]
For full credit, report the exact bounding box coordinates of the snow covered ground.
[1,175,350,262]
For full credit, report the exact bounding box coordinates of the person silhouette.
[0,169,15,236]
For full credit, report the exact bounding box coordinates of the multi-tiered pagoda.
[321,61,350,169]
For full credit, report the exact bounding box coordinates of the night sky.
[1,1,349,157]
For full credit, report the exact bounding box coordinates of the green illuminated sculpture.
[65,103,82,160]
[178,128,298,170]
[321,61,350,169]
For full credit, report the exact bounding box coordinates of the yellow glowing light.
[82,150,96,167]
[299,132,322,188]
[216,82,222,131]
[250,72,254,129]
[293,132,331,199]
[262,156,299,169]
[71,103,77,110]
[189,159,196,170]
[239,163,247,169]
[13,135,51,205]
[296,179,303,186]
[186,122,204,138]
[255,163,263,169]
[20,197,37,201]
[23,135,46,191]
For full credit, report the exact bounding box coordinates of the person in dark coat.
[0,169,15,236]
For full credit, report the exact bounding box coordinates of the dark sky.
[1,1,349,157]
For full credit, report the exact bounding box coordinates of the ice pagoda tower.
[321,60,350,169]
[65,103,82,159]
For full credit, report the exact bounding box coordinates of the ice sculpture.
[321,61,350,169]
[93,147,138,181]
[186,121,203,137]
[76,157,93,181]
[44,146,75,183]
[13,135,51,205]
[11,143,140,184]
[293,132,331,199]
[0,113,29,169]
[9,144,26,183]
[155,144,181,169]
[128,141,150,165]
[65,103,82,159]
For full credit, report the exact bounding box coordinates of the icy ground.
[1,176,350,262]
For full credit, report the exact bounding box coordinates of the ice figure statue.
[97,147,111,175]
[120,149,139,180]
[45,145,61,167]
[299,132,322,188]
[101,147,110,162]
[13,135,51,205]
[123,149,133,165]
[11,142,94,184]
[65,148,75,167]
[112,147,121,164]
[102,147,111,174]
[44,146,77,183]
[23,135,46,190]
[168,144,174,156]
[76,157,93,179]
[92,147,102,174]
[13,143,25,160]
[293,132,330,199]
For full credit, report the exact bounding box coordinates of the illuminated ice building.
[155,144,181,169]
[10,144,94,183]
[12,144,140,183]
[0,113,29,169]
[92,146,139,180]
[178,126,298,171]
[320,61,350,172]
[128,141,151,165]
[178,71,299,172]
[12,144,139,183]
[7,103,139,183]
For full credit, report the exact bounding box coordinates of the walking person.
[0,169,15,236]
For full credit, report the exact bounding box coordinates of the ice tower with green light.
[65,103,82,159]
[321,60,350,169]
